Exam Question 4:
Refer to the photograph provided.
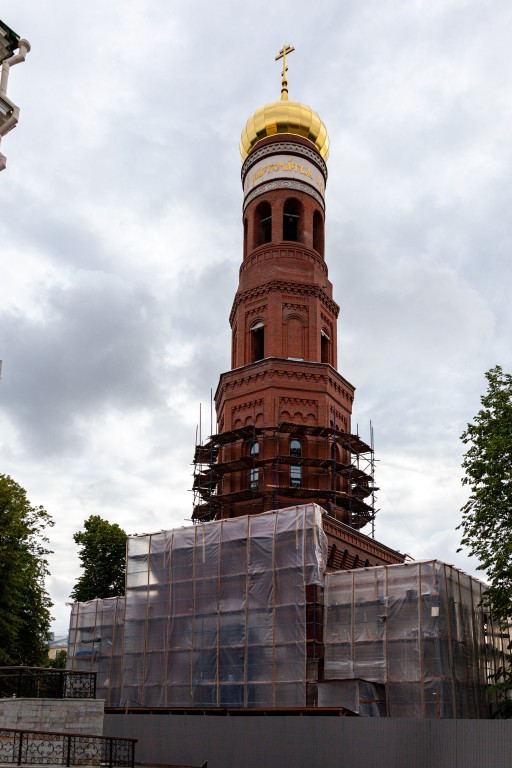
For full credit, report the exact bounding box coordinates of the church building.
[192,45,404,571]
[68,49,505,719]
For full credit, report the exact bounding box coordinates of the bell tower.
[193,49,404,570]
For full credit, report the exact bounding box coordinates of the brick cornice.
[232,398,264,412]
[239,243,328,280]
[229,280,340,326]
[215,358,354,407]
[323,514,405,564]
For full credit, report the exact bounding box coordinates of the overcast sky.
[1,0,511,634]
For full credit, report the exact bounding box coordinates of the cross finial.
[275,44,295,101]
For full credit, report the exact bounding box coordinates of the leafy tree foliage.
[45,649,67,669]
[0,474,53,665]
[70,515,127,602]
[458,365,512,716]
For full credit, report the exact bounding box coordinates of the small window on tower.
[232,330,237,369]
[290,464,302,488]
[283,198,302,242]
[290,439,302,458]
[249,441,259,491]
[290,439,302,487]
[254,201,272,247]
[261,215,272,243]
[283,213,299,241]
[321,329,330,364]
[251,322,264,362]
[313,210,324,256]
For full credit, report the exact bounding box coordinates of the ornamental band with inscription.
[244,155,325,196]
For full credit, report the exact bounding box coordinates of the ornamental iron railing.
[0,728,136,767]
[0,668,96,700]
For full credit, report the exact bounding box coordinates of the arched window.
[254,201,272,247]
[313,210,324,256]
[250,322,264,362]
[290,439,302,457]
[283,198,302,242]
[290,438,302,487]
[243,218,248,258]
[249,441,259,491]
[286,316,304,360]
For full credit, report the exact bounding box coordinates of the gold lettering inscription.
[245,157,324,192]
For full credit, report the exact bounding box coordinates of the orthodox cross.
[275,44,295,100]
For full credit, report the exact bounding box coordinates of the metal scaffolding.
[192,422,378,530]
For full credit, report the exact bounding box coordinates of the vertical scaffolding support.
[332,408,338,510]
[370,421,376,540]
[274,420,280,512]
[250,416,259,513]
[209,390,214,517]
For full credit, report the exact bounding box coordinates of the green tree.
[458,365,512,716]
[70,515,127,602]
[0,474,53,665]
[45,649,67,669]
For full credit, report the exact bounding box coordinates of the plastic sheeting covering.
[318,680,386,716]
[68,505,327,708]
[323,560,502,718]
[67,596,124,707]
[67,516,508,717]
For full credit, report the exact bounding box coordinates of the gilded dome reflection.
[240,100,329,162]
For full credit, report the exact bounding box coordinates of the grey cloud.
[1,272,167,453]
[1,196,110,272]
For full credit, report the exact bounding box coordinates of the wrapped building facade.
[68,506,508,716]
[67,596,124,708]
[69,505,326,708]
[322,560,508,718]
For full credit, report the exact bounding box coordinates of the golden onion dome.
[240,99,329,163]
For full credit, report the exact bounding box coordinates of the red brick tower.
[193,49,403,569]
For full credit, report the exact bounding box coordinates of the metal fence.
[0,728,136,767]
[0,668,96,700]
[104,712,512,768]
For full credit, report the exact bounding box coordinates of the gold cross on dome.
[275,44,295,100]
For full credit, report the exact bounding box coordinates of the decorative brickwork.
[193,131,404,569]
[241,137,328,181]
[242,136,328,212]
[279,396,318,424]
[244,179,325,212]
[230,281,338,325]
[239,246,328,277]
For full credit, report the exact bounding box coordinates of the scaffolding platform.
[192,422,377,527]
